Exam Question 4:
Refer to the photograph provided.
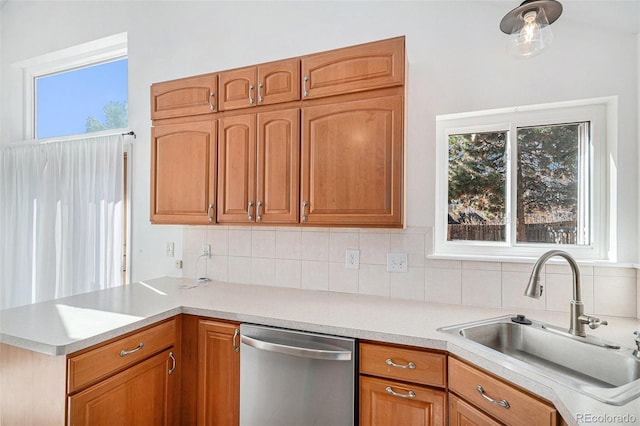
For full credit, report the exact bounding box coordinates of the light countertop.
[1,276,639,425]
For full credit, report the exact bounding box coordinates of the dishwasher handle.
[240,334,352,361]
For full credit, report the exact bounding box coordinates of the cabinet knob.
[249,84,255,105]
[301,200,309,222]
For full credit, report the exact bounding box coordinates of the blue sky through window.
[36,58,128,139]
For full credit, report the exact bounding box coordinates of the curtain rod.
[6,130,137,146]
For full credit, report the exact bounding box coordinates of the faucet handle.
[634,331,640,355]
[579,314,608,330]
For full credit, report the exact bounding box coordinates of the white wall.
[1,1,638,284]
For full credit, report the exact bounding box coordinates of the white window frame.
[434,97,616,262]
[19,32,127,140]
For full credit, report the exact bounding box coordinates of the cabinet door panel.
[218,67,256,111]
[258,58,300,105]
[449,394,503,426]
[151,74,217,119]
[301,37,404,99]
[360,376,445,426]
[217,115,256,223]
[151,121,216,224]
[197,320,240,426]
[257,109,300,223]
[68,349,176,426]
[301,96,403,226]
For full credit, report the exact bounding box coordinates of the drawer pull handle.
[385,386,416,399]
[476,385,510,409]
[119,342,144,357]
[208,91,215,111]
[233,328,240,352]
[386,358,416,369]
[168,351,176,375]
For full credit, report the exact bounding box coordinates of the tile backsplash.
[182,225,639,319]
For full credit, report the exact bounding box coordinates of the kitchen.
[1,1,640,425]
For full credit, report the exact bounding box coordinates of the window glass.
[516,123,587,245]
[35,58,128,139]
[447,131,507,242]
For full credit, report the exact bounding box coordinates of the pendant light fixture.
[500,0,563,58]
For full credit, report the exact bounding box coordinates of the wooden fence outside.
[448,221,577,244]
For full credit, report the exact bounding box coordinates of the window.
[35,58,128,139]
[435,98,613,260]
[20,32,127,140]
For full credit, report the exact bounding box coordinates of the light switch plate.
[387,253,408,272]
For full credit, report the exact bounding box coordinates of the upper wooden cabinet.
[218,58,300,111]
[150,36,405,228]
[151,121,217,224]
[301,36,404,99]
[151,73,217,119]
[301,95,403,227]
[217,109,299,224]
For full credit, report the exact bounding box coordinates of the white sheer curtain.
[0,134,124,309]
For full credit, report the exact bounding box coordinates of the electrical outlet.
[202,244,211,258]
[175,260,183,269]
[387,253,408,272]
[166,242,174,257]
[345,249,360,270]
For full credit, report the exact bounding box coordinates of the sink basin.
[439,316,640,405]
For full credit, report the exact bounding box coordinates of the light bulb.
[507,7,554,58]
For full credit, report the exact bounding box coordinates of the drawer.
[360,376,446,426]
[448,357,557,426]
[360,342,446,388]
[68,318,177,393]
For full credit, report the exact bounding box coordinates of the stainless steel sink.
[439,315,640,405]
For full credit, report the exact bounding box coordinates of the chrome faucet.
[525,250,607,337]
[634,331,640,357]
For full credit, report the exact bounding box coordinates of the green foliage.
[517,124,580,216]
[448,132,507,221]
[85,101,128,133]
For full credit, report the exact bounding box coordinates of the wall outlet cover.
[345,249,360,270]
[387,253,408,272]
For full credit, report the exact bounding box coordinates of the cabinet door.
[360,376,445,426]
[151,121,217,224]
[257,58,300,106]
[449,394,503,426]
[301,95,403,226]
[257,109,300,223]
[151,74,217,119]
[217,114,256,223]
[197,320,240,426]
[68,349,177,426]
[218,66,257,111]
[301,36,404,99]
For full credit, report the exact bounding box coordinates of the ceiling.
[0,0,639,34]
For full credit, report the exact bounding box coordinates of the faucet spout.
[526,250,605,338]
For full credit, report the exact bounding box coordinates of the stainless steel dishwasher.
[240,324,356,426]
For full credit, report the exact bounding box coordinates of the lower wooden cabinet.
[67,317,180,426]
[68,349,177,425]
[359,342,446,426]
[197,319,240,426]
[449,357,559,426]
